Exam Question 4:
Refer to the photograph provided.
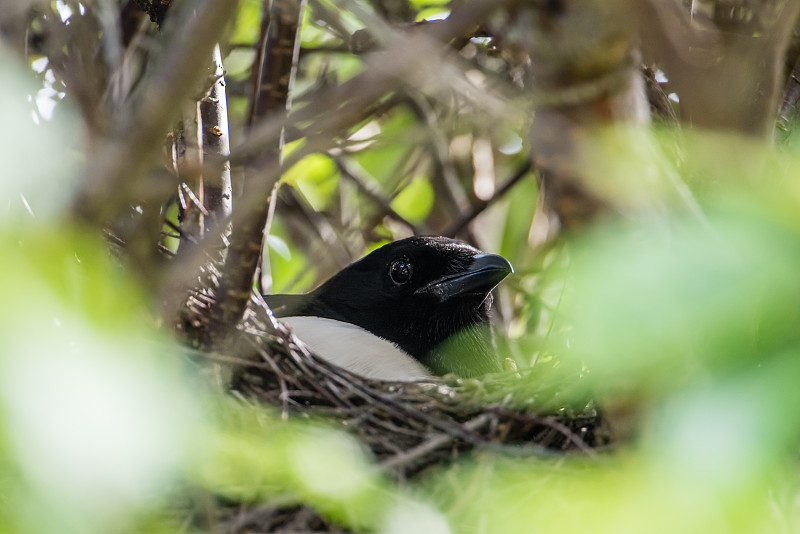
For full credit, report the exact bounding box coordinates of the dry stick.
[279,187,353,267]
[380,413,492,470]
[213,0,307,333]
[443,159,533,237]
[495,411,597,456]
[310,362,492,446]
[174,111,205,248]
[246,1,272,129]
[163,217,197,245]
[199,44,233,225]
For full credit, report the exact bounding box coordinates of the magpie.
[265,236,513,381]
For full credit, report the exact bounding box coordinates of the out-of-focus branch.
[73,0,239,227]
[640,0,800,139]
[500,0,649,237]
[132,0,171,27]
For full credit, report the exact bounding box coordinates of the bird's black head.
[276,236,513,377]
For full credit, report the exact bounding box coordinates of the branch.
[211,0,307,338]
[444,159,533,238]
[199,44,233,225]
[334,157,424,235]
[73,0,239,226]
[776,52,800,144]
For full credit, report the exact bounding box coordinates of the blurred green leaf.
[557,204,800,399]
[223,47,257,78]
[282,153,340,211]
[416,7,450,21]
[499,174,537,263]
[390,176,434,224]
[0,227,198,534]
[192,400,391,530]
[352,109,418,185]
[268,220,318,293]
[301,7,342,48]
[421,351,800,534]
[409,0,450,7]
[231,0,262,45]
[422,450,780,534]
[266,234,292,261]
[644,352,800,490]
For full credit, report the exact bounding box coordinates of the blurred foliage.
[4,0,800,533]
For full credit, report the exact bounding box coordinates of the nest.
[181,293,606,533]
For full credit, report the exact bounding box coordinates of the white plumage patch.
[279,316,431,381]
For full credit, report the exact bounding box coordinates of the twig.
[334,157,423,234]
[496,411,597,456]
[380,413,492,469]
[199,44,233,224]
[404,91,471,216]
[444,159,532,237]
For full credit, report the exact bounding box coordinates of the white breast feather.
[279,316,431,381]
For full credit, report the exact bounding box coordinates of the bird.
[265,236,513,381]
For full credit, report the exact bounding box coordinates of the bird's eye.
[388,258,413,286]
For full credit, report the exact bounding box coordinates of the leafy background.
[3,0,800,533]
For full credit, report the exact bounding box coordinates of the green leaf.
[0,227,197,533]
[282,153,340,211]
[230,0,262,45]
[192,400,391,530]
[267,220,317,293]
[391,177,434,224]
[559,205,800,399]
[352,109,418,185]
[0,47,82,223]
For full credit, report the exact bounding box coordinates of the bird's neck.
[420,323,499,377]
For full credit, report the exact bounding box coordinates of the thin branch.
[334,157,423,234]
[443,159,533,237]
[199,44,233,224]
[380,413,492,470]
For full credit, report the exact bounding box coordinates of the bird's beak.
[420,253,513,302]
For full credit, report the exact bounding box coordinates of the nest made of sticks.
[180,291,606,533]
